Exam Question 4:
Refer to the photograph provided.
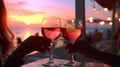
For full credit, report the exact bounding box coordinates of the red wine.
[62,28,82,43]
[42,27,61,40]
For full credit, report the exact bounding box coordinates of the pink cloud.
[5,0,74,17]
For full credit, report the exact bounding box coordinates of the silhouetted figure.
[35,32,39,36]
[103,29,112,40]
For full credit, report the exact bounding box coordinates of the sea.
[10,26,111,40]
[9,22,112,39]
[86,27,111,34]
[10,25,111,47]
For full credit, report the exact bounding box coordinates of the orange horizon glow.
[8,14,44,25]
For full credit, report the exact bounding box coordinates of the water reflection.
[19,28,42,40]
[24,31,31,39]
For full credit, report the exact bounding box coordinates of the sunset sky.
[4,0,112,26]
[3,0,113,40]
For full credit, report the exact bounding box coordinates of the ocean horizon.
[10,26,111,47]
[10,26,111,40]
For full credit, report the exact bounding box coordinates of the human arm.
[66,40,120,67]
[2,36,51,67]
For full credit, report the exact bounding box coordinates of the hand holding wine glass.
[66,38,98,59]
[62,19,83,67]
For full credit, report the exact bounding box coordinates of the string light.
[91,0,113,26]
[71,19,75,23]
[92,0,99,14]
[95,10,99,14]
[107,16,112,21]
[92,6,97,11]
[92,0,96,11]
[103,8,108,12]
[109,22,113,26]
[89,17,93,23]
[99,21,105,25]
[119,18,120,22]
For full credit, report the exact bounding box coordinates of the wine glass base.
[42,61,60,67]
[63,61,81,67]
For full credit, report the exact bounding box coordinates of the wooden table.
[21,58,110,67]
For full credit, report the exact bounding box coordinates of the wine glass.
[62,19,83,67]
[41,17,61,66]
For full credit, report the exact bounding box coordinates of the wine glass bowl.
[41,17,61,66]
[62,19,83,66]
[42,27,61,41]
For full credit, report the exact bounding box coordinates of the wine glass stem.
[70,53,75,62]
[49,41,54,62]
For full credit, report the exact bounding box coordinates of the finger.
[41,37,51,43]
[42,44,50,50]
[36,41,51,52]
[40,39,51,47]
